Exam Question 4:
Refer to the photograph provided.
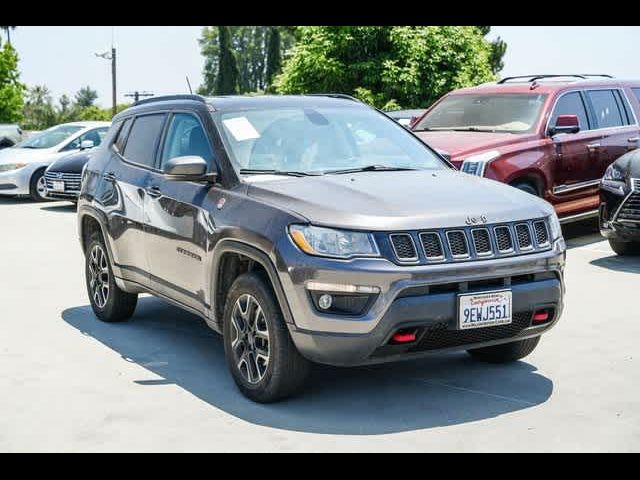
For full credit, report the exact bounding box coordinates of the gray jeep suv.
[77,94,566,402]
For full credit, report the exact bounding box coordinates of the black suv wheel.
[223,272,310,403]
[85,234,138,322]
[608,239,640,256]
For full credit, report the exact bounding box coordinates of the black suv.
[78,95,566,402]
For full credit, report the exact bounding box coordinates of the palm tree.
[1,26,16,45]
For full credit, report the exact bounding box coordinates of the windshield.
[17,125,83,149]
[414,93,548,133]
[215,106,446,175]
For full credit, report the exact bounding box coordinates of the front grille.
[633,178,640,190]
[515,223,533,250]
[44,171,82,191]
[494,226,514,252]
[447,230,469,258]
[617,191,640,223]
[390,234,417,262]
[472,228,492,256]
[420,232,444,260]
[410,311,533,352]
[533,220,549,246]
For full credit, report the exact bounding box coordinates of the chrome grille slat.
[494,226,514,253]
[471,228,492,256]
[44,171,82,191]
[617,189,640,223]
[390,234,418,262]
[515,223,533,250]
[532,220,549,247]
[446,230,469,258]
[419,232,444,261]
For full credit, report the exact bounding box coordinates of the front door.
[144,112,220,314]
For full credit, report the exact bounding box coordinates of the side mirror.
[550,114,580,136]
[163,155,216,182]
[80,140,95,150]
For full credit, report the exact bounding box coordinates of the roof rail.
[498,74,613,84]
[133,94,206,107]
[303,93,362,103]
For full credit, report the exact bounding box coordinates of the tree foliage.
[476,26,507,74]
[0,26,16,45]
[74,85,98,108]
[276,26,498,109]
[215,26,239,95]
[265,27,282,91]
[199,26,294,95]
[0,40,25,123]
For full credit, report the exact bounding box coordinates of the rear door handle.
[628,137,640,143]
[103,172,116,182]
[146,186,162,198]
[586,143,601,151]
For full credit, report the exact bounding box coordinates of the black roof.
[207,94,365,111]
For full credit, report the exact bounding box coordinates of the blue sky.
[6,26,640,108]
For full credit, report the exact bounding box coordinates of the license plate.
[52,181,65,192]
[458,290,512,330]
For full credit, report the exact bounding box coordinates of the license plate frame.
[52,181,65,192]
[458,289,512,330]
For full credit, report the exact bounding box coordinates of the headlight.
[547,212,562,241]
[460,150,500,176]
[289,225,379,259]
[602,164,625,182]
[0,163,27,173]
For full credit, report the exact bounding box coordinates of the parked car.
[599,149,640,255]
[386,109,426,128]
[78,94,565,403]
[0,124,23,149]
[44,149,96,202]
[412,74,640,223]
[0,121,110,201]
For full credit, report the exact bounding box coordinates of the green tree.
[0,40,25,123]
[0,26,16,45]
[23,85,55,129]
[276,26,497,109]
[477,26,507,74]
[75,85,98,108]
[265,27,282,90]
[215,26,239,95]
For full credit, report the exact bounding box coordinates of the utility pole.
[95,48,117,117]
[124,91,154,103]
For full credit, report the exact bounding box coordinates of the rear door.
[144,111,219,314]
[101,113,167,287]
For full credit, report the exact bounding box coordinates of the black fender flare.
[210,239,295,328]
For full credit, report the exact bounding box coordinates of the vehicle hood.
[414,130,535,160]
[47,150,94,173]
[614,149,640,178]
[0,146,57,165]
[245,170,553,231]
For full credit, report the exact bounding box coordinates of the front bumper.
[599,181,640,241]
[278,236,565,366]
[0,165,33,195]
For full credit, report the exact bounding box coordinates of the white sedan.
[0,121,110,201]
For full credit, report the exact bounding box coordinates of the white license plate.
[52,181,65,192]
[458,290,512,330]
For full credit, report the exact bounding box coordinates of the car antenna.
[186,76,193,94]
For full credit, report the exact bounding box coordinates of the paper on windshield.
[222,117,260,141]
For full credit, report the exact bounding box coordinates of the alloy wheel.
[88,245,110,309]
[36,175,47,200]
[230,294,270,384]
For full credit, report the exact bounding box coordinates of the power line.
[124,91,154,103]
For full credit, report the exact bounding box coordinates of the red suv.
[412,75,640,222]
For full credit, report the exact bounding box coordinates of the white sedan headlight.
[460,150,500,176]
[289,225,379,259]
[0,163,27,173]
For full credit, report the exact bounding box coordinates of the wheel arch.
[507,170,547,197]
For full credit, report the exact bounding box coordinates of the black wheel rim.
[230,294,270,384]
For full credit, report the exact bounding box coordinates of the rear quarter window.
[586,90,624,128]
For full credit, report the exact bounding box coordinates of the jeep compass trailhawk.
[78,94,566,402]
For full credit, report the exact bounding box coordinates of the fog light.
[318,294,333,310]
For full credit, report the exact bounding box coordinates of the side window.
[614,90,635,125]
[586,90,624,128]
[114,118,132,152]
[160,113,214,168]
[632,88,640,104]
[550,92,590,131]
[122,114,167,168]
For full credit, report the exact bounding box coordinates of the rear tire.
[511,182,539,197]
[29,169,49,202]
[85,234,138,322]
[223,272,310,403]
[468,336,540,363]
[609,239,640,256]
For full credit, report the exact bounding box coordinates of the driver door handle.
[628,137,640,143]
[146,186,162,198]
[586,143,601,151]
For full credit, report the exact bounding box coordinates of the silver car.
[0,121,110,201]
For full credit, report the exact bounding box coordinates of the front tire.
[85,234,138,322]
[223,272,310,403]
[511,182,539,197]
[467,336,540,363]
[29,169,49,202]
[609,238,640,256]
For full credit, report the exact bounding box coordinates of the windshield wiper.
[325,165,418,175]
[449,127,498,133]
[239,168,321,177]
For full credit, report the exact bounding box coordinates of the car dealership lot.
[0,198,638,452]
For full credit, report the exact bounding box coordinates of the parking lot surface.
[0,198,638,452]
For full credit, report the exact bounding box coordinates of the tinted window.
[550,92,590,131]
[61,127,110,151]
[114,119,132,152]
[633,88,640,104]
[614,90,635,125]
[122,114,166,168]
[587,90,624,128]
[161,113,213,168]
